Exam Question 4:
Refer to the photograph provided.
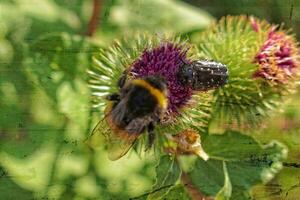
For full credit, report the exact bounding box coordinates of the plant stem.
[181,172,214,200]
[86,0,102,37]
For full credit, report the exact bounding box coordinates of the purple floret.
[130,43,193,115]
[253,29,298,83]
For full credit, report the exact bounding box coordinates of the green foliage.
[215,163,232,200]
[163,184,191,200]
[187,131,287,200]
[26,33,97,102]
[98,0,213,42]
[1,1,300,200]
[190,0,300,40]
[0,1,100,199]
[109,0,213,34]
[0,167,34,200]
[147,155,181,200]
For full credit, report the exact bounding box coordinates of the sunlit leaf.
[188,131,287,199]
[26,32,98,102]
[147,155,181,200]
[163,184,191,200]
[109,0,213,34]
[0,167,34,200]
[216,162,232,200]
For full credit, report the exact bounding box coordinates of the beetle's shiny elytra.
[178,60,228,91]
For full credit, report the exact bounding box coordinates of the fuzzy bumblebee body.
[91,75,168,160]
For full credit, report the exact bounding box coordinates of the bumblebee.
[90,74,168,161]
[178,59,228,90]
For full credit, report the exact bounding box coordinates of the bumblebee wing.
[88,110,141,161]
[107,116,151,160]
[107,131,139,161]
[87,116,111,149]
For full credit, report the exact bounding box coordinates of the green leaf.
[0,167,34,200]
[163,184,191,200]
[216,162,232,200]
[147,155,181,200]
[188,130,287,199]
[110,0,213,34]
[26,33,98,102]
[0,123,59,158]
[187,159,223,195]
[57,80,89,129]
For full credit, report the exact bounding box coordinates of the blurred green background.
[0,0,300,199]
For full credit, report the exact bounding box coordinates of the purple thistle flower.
[130,43,193,116]
[253,25,299,83]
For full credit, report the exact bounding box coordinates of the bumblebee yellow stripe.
[132,79,168,109]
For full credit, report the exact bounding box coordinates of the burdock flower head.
[130,43,193,115]
[88,34,213,129]
[192,15,300,127]
[251,20,299,83]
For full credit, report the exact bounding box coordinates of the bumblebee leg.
[106,93,120,101]
[147,122,155,150]
[118,72,127,89]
